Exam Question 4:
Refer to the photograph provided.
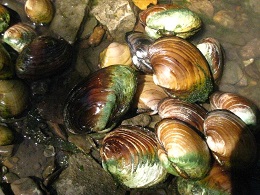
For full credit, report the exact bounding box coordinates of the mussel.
[148,36,213,103]
[63,65,137,134]
[139,4,202,39]
[99,42,132,68]
[0,4,10,33]
[24,0,54,25]
[3,22,37,53]
[0,43,14,79]
[197,37,224,84]
[133,74,168,115]
[203,109,257,172]
[15,36,73,80]
[100,125,168,188]
[156,118,212,179]
[125,31,154,74]
[157,97,207,132]
[0,79,29,120]
[0,124,14,146]
[210,91,260,134]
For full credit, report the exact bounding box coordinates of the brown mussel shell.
[156,118,212,179]
[24,0,54,25]
[63,65,137,134]
[210,91,260,134]
[197,37,224,84]
[133,74,168,115]
[0,79,29,120]
[203,109,257,172]
[148,36,213,103]
[15,36,73,80]
[0,43,14,79]
[157,97,207,133]
[100,125,168,188]
[125,31,154,74]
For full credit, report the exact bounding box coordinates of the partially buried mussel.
[0,43,14,79]
[0,4,10,33]
[148,36,213,102]
[63,65,137,134]
[100,125,168,188]
[15,35,73,80]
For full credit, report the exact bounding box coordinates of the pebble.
[11,177,44,195]
[220,60,244,85]
[213,10,235,29]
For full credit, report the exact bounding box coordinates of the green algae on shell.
[63,65,138,134]
[0,43,14,79]
[0,4,10,33]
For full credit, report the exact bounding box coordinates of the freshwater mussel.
[0,79,29,120]
[203,109,257,172]
[3,22,37,53]
[210,91,260,134]
[125,31,154,74]
[100,125,168,188]
[196,37,224,84]
[15,35,73,80]
[0,4,10,33]
[157,97,207,133]
[0,43,14,79]
[139,4,202,39]
[148,36,213,103]
[156,118,212,179]
[63,65,137,134]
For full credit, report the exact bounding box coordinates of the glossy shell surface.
[149,36,213,102]
[0,124,14,146]
[203,109,257,171]
[156,118,211,179]
[210,91,259,134]
[100,125,168,188]
[3,23,37,53]
[0,4,10,33]
[197,37,224,84]
[15,36,73,80]
[157,97,207,132]
[0,43,14,79]
[0,79,29,120]
[63,65,137,134]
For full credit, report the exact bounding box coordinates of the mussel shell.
[139,4,202,39]
[148,36,213,103]
[0,79,29,120]
[15,36,73,80]
[157,97,207,133]
[125,31,154,74]
[203,109,257,172]
[100,125,168,188]
[63,65,137,134]
[0,124,14,146]
[156,118,212,179]
[210,91,260,134]
[0,4,10,33]
[197,37,224,84]
[99,42,132,68]
[3,22,37,53]
[24,0,54,25]
[133,74,168,115]
[0,43,14,79]
[177,162,247,195]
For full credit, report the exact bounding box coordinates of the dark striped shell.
[63,65,137,134]
[100,125,168,188]
[148,36,213,103]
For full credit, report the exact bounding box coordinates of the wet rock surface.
[0,0,259,194]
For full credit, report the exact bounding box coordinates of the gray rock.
[91,0,136,43]
[11,177,43,195]
[54,153,126,195]
[49,0,90,44]
[220,60,244,85]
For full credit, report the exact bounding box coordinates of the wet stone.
[11,177,44,195]
[220,60,244,85]
[53,153,126,195]
[240,38,260,60]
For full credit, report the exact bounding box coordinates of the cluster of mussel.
[66,5,260,194]
[0,0,72,162]
[0,2,259,194]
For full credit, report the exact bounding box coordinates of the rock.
[49,0,90,44]
[240,38,260,60]
[11,177,44,195]
[213,10,235,29]
[121,113,152,127]
[220,60,244,85]
[187,0,215,18]
[91,0,136,43]
[54,153,126,195]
